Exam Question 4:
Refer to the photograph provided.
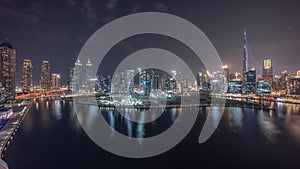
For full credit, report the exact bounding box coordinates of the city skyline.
[0,0,300,86]
[1,1,300,169]
[1,33,300,89]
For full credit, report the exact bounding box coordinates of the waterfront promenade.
[4,98,300,169]
[0,100,33,169]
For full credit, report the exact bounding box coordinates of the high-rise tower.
[40,60,51,90]
[222,63,229,82]
[86,58,92,92]
[73,59,83,92]
[67,68,74,91]
[262,59,273,83]
[51,74,61,89]
[245,68,256,94]
[242,28,249,90]
[21,59,33,92]
[0,38,16,100]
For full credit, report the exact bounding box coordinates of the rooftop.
[0,38,14,49]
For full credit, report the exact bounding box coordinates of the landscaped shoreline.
[75,98,275,111]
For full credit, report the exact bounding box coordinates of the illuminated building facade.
[262,59,273,84]
[227,79,242,94]
[0,39,16,100]
[86,58,92,92]
[278,70,288,93]
[256,78,271,96]
[124,70,134,95]
[73,59,82,92]
[222,63,229,82]
[99,75,111,93]
[287,77,300,95]
[67,68,74,91]
[40,60,51,90]
[242,28,249,90]
[245,69,256,94]
[297,70,300,77]
[21,59,33,92]
[0,82,5,108]
[51,74,61,89]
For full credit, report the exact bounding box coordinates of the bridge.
[15,89,64,99]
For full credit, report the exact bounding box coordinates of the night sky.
[0,0,299,86]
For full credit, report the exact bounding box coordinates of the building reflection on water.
[124,111,132,138]
[4,98,300,169]
[257,110,280,143]
[28,98,300,146]
[136,111,145,144]
[108,110,115,137]
[54,100,62,120]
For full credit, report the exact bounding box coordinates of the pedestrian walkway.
[0,100,32,169]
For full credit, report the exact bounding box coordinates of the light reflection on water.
[136,111,145,144]
[286,117,300,140]
[283,103,300,141]
[170,108,177,122]
[108,110,115,137]
[257,110,281,143]
[80,103,300,144]
[54,100,62,120]
[76,104,100,132]
[4,98,300,169]
[230,107,243,128]
[125,112,132,138]
[35,101,39,111]
[12,98,300,150]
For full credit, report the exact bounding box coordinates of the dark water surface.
[4,98,300,169]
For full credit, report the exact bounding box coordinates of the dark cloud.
[132,4,140,12]
[0,6,40,26]
[106,0,118,11]
[64,0,77,6]
[80,0,100,29]
[152,2,168,12]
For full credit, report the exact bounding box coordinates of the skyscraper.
[0,82,5,108]
[256,78,271,96]
[262,59,273,85]
[297,70,300,77]
[51,74,61,89]
[40,60,51,90]
[242,28,249,91]
[222,63,229,82]
[99,75,111,93]
[0,39,16,100]
[287,77,300,95]
[124,69,134,95]
[86,58,92,92]
[67,68,74,91]
[151,74,159,91]
[21,59,33,92]
[279,70,288,93]
[73,59,82,92]
[200,68,209,92]
[141,70,151,95]
[210,71,227,94]
[245,68,256,94]
[227,79,243,94]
